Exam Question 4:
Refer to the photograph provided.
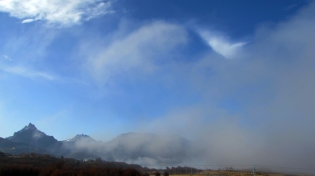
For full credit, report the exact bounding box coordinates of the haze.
[0,0,314,173]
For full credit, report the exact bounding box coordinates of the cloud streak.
[198,30,246,59]
[0,64,55,80]
[0,0,113,26]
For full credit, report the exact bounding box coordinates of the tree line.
[0,152,151,176]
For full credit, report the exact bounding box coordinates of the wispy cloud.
[1,55,12,61]
[0,65,55,80]
[198,30,246,59]
[84,21,187,86]
[0,0,113,26]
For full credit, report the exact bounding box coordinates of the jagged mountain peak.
[14,123,44,136]
[75,134,90,138]
[6,123,59,150]
[22,123,37,131]
[64,134,95,143]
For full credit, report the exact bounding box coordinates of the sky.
[1,0,315,171]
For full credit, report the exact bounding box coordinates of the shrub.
[123,168,141,176]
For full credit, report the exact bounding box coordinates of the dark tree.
[123,168,141,176]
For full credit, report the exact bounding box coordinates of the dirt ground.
[167,170,308,176]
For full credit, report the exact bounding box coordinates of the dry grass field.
[166,170,311,176]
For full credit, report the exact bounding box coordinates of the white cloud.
[85,21,187,86]
[0,0,113,26]
[22,18,36,23]
[198,30,246,59]
[0,65,55,80]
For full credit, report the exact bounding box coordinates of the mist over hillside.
[0,123,195,166]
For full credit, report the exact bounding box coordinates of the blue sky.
[1,0,315,169]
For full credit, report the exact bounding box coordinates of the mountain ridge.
[63,134,96,143]
[0,123,192,165]
[6,123,61,150]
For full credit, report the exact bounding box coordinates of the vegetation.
[0,152,142,176]
[0,152,310,176]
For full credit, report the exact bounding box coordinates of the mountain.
[5,123,62,153]
[61,134,102,160]
[62,134,100,152]
[0,136,50,155]
[63,134,96,143]
[102,133,192,164]
[1,123,192,165]
[0,137,17,148]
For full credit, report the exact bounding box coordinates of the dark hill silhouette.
[0,137,16,148]
[6,123,61,150]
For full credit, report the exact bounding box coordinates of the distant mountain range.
[0,123,192,165]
